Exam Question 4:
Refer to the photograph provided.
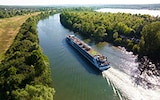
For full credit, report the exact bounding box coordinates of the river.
[96,8,160,17]
[37,11,160,100]
[37,14,121,100]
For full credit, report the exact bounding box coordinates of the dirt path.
[0,13,40,61]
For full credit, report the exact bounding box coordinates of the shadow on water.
[63,38,102,75]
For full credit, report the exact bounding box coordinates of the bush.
[0,12,55,99]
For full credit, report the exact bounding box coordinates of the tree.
[12,84,55,100]
[113,32,119,39]
[94,26,106,41]
[60,10,160,55]
[0,12,55,99]
[140,21,160,59]
[114,38,122,45]
[132,44,140,54]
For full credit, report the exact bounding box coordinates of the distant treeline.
[60,11,160,61]
[0,8,35,18]
[0,6,60,18]
[0,11,56,99]
[95,4,160,10]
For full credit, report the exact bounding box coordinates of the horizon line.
[0,3,160,6]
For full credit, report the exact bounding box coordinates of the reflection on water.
[96,8,160,17]
[37,14,120,100]
[37,13,160,100]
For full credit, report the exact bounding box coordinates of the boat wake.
[102,67,160,100]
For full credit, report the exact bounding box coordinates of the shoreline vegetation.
[0,10,56,99]
[60,10,160,76]
[0,5,160,99]
[0,6,47,62]
[0,12,40,62]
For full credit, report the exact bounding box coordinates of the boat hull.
[66,35,110,71]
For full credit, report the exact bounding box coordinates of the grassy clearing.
[0,13,40,62]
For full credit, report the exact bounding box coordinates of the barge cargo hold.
[66,35,110,71]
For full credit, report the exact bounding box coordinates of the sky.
[0,0,160,6]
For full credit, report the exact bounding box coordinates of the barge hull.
[66,35,110,71]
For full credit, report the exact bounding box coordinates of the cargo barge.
[66,35,110,71]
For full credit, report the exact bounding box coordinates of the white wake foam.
[102,67,160,100]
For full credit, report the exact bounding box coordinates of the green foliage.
[95,26,107,40]
[12,84,55,100]
[8,66,17,75]
[0,6,58,19]
[60,11,154,40]
[132,44,140,54]
[115,22,132,35]
[0,11,55,99]
[113,32,118,39]
[140,21,160,59]
[60,10,160,57]
[0,7,35,18]
[114,38,122,45]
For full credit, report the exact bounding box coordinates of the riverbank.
[59,9,160,100]
[0,12,40,62]
[0,12,56,99]
[37,13,121,100]
[97,8,160,76]
[60,10,160,78]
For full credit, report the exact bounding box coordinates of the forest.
[0,5,160,99]
[0,6,93,100]
[0,11,56,99]
[0,7,38,18]
[60,10,160,68]
[0,6,58,18]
